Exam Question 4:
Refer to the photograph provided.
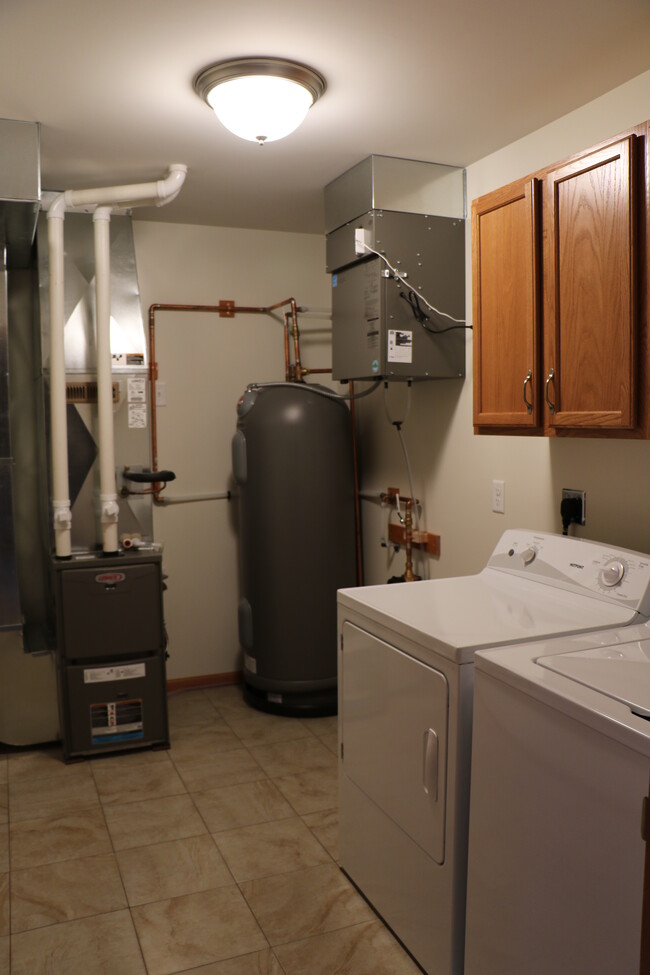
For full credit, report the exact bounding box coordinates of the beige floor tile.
[0,761,5,786]
[117,834,232,905]
[9,767,99,823]
[9,807,112,870]
[0,935,7,975]
[302,715,338,738]
[222,710,314,748]
[11,853,126,933]
[273,919,423,974]
[174,748,265,793]
[302,808,339,861]
[319,731,339,756]
[7,747,73,784]
[104,793,207,851]
[168,722,242,765]
[0,874,7,937]
[193,778,294,833]
[92,760,186,805]
[272,765,338,816]
[202,684,248,715]
[0,786,6,826]
[214,816,330,883]
[88,745,173,771]
[131,886,267,975]
[167,691,220,728]
[248,737,337,779]
[11,909,146,975]
[240,862,374,946]
[175,949,284,974]
[0,826,6,873]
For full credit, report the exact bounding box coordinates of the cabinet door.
[543,136,637,429]
[472,178,540,429]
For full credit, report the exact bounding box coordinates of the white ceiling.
[3,0,650,233]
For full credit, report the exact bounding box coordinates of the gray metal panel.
[324,155,465,233]
[53,553,163,660]
[0,459,22,630]
[331,211,465,381]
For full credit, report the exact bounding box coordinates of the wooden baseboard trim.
[167,672,242,694]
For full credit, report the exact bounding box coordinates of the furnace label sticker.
[128,403,147,429]
[128,376,146,402]
[84,663,146,683]
[388,329,413,363]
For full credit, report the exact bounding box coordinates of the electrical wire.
[383,382,420,532]
[400,289,471,334]
[361,241,468,325]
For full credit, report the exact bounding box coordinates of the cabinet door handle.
[545,367,556,414]
[423,728,439,801]
[523,370,533,414]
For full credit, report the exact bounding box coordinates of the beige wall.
[132,222,332,679]
[358,69,650,586]
[134,69,650,680]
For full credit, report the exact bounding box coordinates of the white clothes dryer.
[337,530,650,975]
[464,619,650,975]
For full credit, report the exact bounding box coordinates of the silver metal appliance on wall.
[325,155,466,382]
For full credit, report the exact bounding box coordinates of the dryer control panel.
[487,530,650,616]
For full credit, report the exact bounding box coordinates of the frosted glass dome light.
[194,58,326,145]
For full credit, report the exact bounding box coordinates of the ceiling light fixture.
[194,57,326,146]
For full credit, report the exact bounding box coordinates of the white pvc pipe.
[93,207,119,553]
[64,164,187,211]
[47,165,187,555]
[47,194,72,558]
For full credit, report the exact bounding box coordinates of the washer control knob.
[519,547,536,566]
[599,559,625,588]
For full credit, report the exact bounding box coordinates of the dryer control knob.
[599,560,625,588]
[519,547,536,566]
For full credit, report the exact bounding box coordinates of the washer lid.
[538,640,650,718]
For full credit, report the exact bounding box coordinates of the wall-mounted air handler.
[325,155,466,382]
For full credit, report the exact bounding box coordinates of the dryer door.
[341,621,448,863]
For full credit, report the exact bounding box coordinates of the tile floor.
[0,684,422,974]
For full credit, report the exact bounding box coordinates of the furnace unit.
[52,551,169,761]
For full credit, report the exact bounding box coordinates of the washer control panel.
[488,530,650,614]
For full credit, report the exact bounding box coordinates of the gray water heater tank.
[232,383,357,716]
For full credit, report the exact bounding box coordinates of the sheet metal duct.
[0,120,40,632]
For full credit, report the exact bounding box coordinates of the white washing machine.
[337,530,650,975]
[464,620,650,975]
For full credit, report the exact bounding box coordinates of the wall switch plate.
[155,381,167,407]
[492,479,505,514]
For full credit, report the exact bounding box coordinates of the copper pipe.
[402,500,421,582]
[302,368,332,376]
[148,298,301,503]
[289,298,304,382]
[349,381,364,586]
[283,313,292,381]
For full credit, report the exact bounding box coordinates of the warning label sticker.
[387,329,413,363]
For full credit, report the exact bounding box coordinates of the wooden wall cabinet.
[472,178,540,430]
[473,127,648,437]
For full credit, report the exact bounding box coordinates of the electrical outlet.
[492,479,505,514]
[561,488,586,525]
